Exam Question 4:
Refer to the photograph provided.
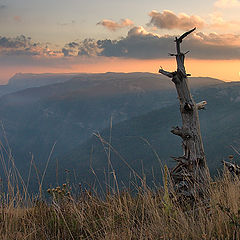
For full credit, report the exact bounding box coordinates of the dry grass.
[0,131,239,239]
[0,172,239,240]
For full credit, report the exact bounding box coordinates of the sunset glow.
[1,0,240,83]
[1,57,240,83]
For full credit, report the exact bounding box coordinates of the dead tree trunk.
[159,28,209,201]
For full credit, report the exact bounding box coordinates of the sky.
[0,0,240,83]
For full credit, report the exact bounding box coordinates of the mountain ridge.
[51,81,240,188]
[0,72,228,191]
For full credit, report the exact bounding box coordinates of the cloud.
[78,39,102,56]
[1,27,240,61]
[67,42,79,48]
[127,26,160,37]
[0,35,62,57]
[214,0,240,8]
[148,9,240,32]
[0,35,30,49]
[73,26,173,59]
[193,32,240,46]
[62,39,102,57]
[148,10,205,30]
[71,26,240,60]
[97,18,134,31]
[62,42,79,56]
[186,32,240,59]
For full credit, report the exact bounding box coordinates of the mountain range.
[0,72,236,191]
[49,81,240,189]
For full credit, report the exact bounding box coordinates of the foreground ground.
[0,172,240,240]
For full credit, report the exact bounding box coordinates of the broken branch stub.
[196,101,207,110]
[159,27,210,202]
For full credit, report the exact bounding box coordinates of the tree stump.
[159,28,210,202]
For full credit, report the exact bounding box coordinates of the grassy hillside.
[1,172,240,239]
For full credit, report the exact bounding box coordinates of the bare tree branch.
[158,67,174,78]
[176,27,196,44]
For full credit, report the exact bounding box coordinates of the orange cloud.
[97,18,134,31]
[127,26,160,37]
[192,32,240,46]
[148,10,205,30]
[147,9,240,32]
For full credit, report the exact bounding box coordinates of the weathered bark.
[159,28,210,201]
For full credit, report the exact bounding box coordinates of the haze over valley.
[0,72,237,190]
